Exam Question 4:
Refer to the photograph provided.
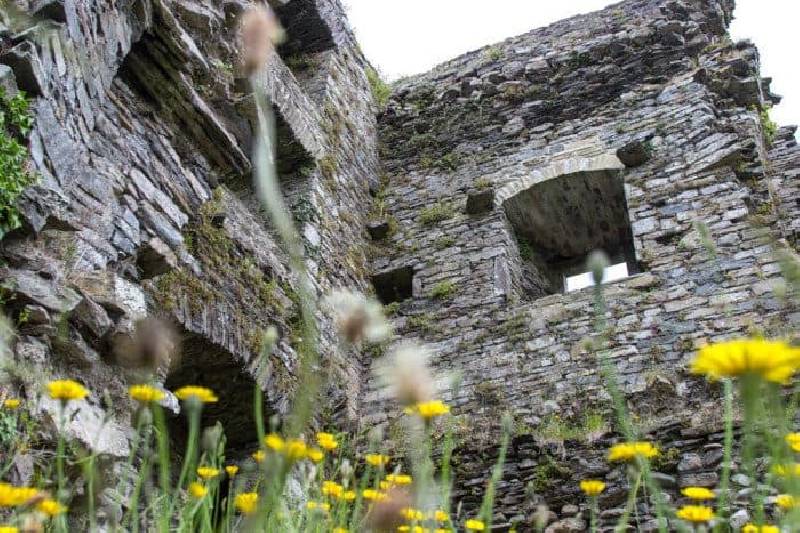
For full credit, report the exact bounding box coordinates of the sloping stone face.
[365,0,798,529]
[0,0,377,492]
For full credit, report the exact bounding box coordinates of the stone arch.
[498,153,638,298]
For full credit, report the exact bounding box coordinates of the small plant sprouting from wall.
[0,88,36,238]
[430,280,457,300]
[760,106,778,147]
[419,202,455,226]
[485,46,504,61]
[366,67,391,109]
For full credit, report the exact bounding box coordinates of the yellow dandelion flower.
[322,481,343,498]
[264,433,285,451]
[332,528,349,533]
[37,499,66,516]
[316,432,339,450]
[340,490,356,502]
[174,386,217,403]
[3,399,20,409]
[777,494,797,509]
[465,519,485,531]
[361,489,386,501]
[188,482,207,498]
[285,439,308,461]
[306,501,330,512]
[307,448,325,463]
[196,466,220,480]
[681,487,715,500]
[675,505,714,523]
[385,473,412,485]
[235,492,259,514]
[401,508,424,521]
[786,433,800,452]
[252,450,266,463]
[0,526,18,533]
[579,479,606,497]
[365,454,390,467]
[607,441,659,462]
[47,379,88,401]
[435,530,452,533]
[433,509,449,521]
[225,465,239,477]
[405,400,450,419]
[773,463,800,477]
[690,339,800,383]
[742,525,780,533]
[128,384,164,403]
[0,483,39,507]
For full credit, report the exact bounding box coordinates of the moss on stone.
[429,280,457,300]
[419,202,455,226]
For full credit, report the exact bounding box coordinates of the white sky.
[344,0,799,130]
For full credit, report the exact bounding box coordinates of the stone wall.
[363,0,800,529]
[0,0,378,511]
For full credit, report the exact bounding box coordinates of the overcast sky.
[344,0,799,130]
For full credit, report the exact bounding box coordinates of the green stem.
[714,379,734,532]
[55,402,67,533]
[250,70,320,440]
[152,405,172,533]
[615,467,642,533]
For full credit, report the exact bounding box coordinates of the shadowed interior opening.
[165,331,266,455]
[503,169,638,299]
[371,266,414,304]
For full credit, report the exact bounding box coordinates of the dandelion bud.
[587,250,610,286]
[239,5,284,76]
[339,458,353,479]
[202,423,224,453]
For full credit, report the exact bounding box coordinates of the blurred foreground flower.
[47,379,88,402]
[196,466,219,480]
[681,487,715,500]
[325,290,391,344]
[225,465,239,477]
[174,386,218,403]
[690,339,800,383]
[607,441,658,462]
[776,494,797,509]
[2,399,20,409]
[742,525,779,533]
[235,492,258,514]
[188,482,207,499]
[379,343,434,407]
[786,432,800,452]
[579,479,605,496]
[675,505,714,523]
[465,518,485,531]
[404,399,450,420]
[365,454,390,467]
[113,317,177,375]
[365,488,410,532]
[239,4,284,76]
[36,499,66,516]
[0,483,39,507]
[129,384,164,404]
[316,431,339,450]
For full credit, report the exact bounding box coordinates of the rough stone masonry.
[0,0,798,530]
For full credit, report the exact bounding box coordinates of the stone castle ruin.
[0,0,798,530]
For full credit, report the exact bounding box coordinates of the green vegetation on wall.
[0,88,36,239]
[366,67,391,109]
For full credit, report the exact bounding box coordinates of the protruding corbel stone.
[616,140,652,167]
[137,237,178,280]
[466,188,494,215]
[367,220,390,241]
